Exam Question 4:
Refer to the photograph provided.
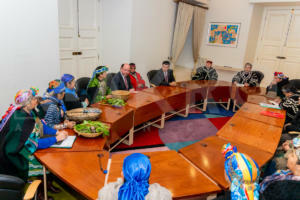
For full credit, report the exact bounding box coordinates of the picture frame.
[207,22,241,48]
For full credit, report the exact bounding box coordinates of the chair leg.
[43,165,48,200]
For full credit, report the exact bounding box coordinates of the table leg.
[43,165,48,200]
[171,104,190,118]
[122,127,134,146]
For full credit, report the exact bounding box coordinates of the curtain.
[170,2,194,68]
[192,6,206,74]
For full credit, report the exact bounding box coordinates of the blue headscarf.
[118,153,151,200]
[53,82,65,94]
[61,74,74,84]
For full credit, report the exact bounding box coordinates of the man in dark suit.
[111,63,135,92]
[151,60,176,86]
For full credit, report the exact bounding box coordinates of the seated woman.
[260,151,300,200]
[0,88,68,181]
[221,143,260,200]
[192,60,218,81]
[232,63,258,87]
[97,153,172,200]
[129,63,147,90]
[279,85,300,124]
[61,73,89,110]
[266,72,289,99]
[44,82,75,129]
[87,66,112,104]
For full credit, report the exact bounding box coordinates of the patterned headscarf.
[222,143,260,200]
[47,79,61,93]
[61,74,75,84]
[0,88,38,132]
[52,82,65,94]
[274,72,285,79]
[87,66,108,88]
[118,153,151,200]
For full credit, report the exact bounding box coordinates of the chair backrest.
[289,79,300,91]
[75,77,90,99]
[261,180,300,200]
[253,71,264,84]
[0,174,25,200]
[147,70,158,84]
[106,73,116,88]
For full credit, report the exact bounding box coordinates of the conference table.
[34,80,285,199]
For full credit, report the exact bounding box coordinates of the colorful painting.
[207,22,240,48]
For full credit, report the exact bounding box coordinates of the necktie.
[164,72,168,83]
[124,76,128,89]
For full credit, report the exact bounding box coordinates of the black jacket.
[151,69,175,86]
[111,72,133,91]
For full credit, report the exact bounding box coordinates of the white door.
[256,9,292,86]
[279,9,300,80]
[58,0,100,78]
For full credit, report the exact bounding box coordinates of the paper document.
[259,103,281,110]
[50,136,76,148]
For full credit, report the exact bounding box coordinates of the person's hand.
[106,95,112,99]
[56,131,68,142]
[84,98,89,106]
[298,97,300,105]
[274,97,281,104]
[170,82,177,86]
[244,83,249,87]
[287,152,298,171]
[129,88,135,93]
[282,140,291,151]
[64,120,76,129]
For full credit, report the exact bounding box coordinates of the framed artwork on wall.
[207,22,241,48]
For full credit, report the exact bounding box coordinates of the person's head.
[94,66,108,81]
[51,82,65,100]
[244,62,253,73]
[162,60,170,72]
[222,143,259,199]
[15,88,39,111]
[129,63,136,73]
[282,85,297,98]
[274,72,285,83]
[118,153,151,200]
[120,63,130,76]
[205,60,213,68]
[61,74,75,89]
[47,79,61,94]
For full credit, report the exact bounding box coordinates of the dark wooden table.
[91,103,134,149]
[108,150,222,199]
[35,151,109,200]
[179,136,273,189]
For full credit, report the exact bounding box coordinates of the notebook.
[50,136,76,148]
[259,103,281,110]
[260,110,284,119]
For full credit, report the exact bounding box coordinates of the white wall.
[0,0,60,115]
[130,0,177,83]
[177,0,255,70]
[99,0,133,73]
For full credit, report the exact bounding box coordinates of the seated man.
[232,62,258,87]
[97,153,172,200]
[151,61,176,86]
[279,85,300,124]
[192,60,218,80]
[266,72,289,99]
[129,63,147,90]
[111,63,134,92]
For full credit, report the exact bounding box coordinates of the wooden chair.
[0,174,41,200]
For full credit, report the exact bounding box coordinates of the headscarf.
[52,82,65,94]
[274,72,285,79]
[61,74,74,85]
[118,153,151,200]
[0,88,38,132]
[87,66,108,88]
[47,79,61,93]
[222,143,260,200]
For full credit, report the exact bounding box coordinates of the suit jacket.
[151,69,175,86]
[111,72,133,91]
